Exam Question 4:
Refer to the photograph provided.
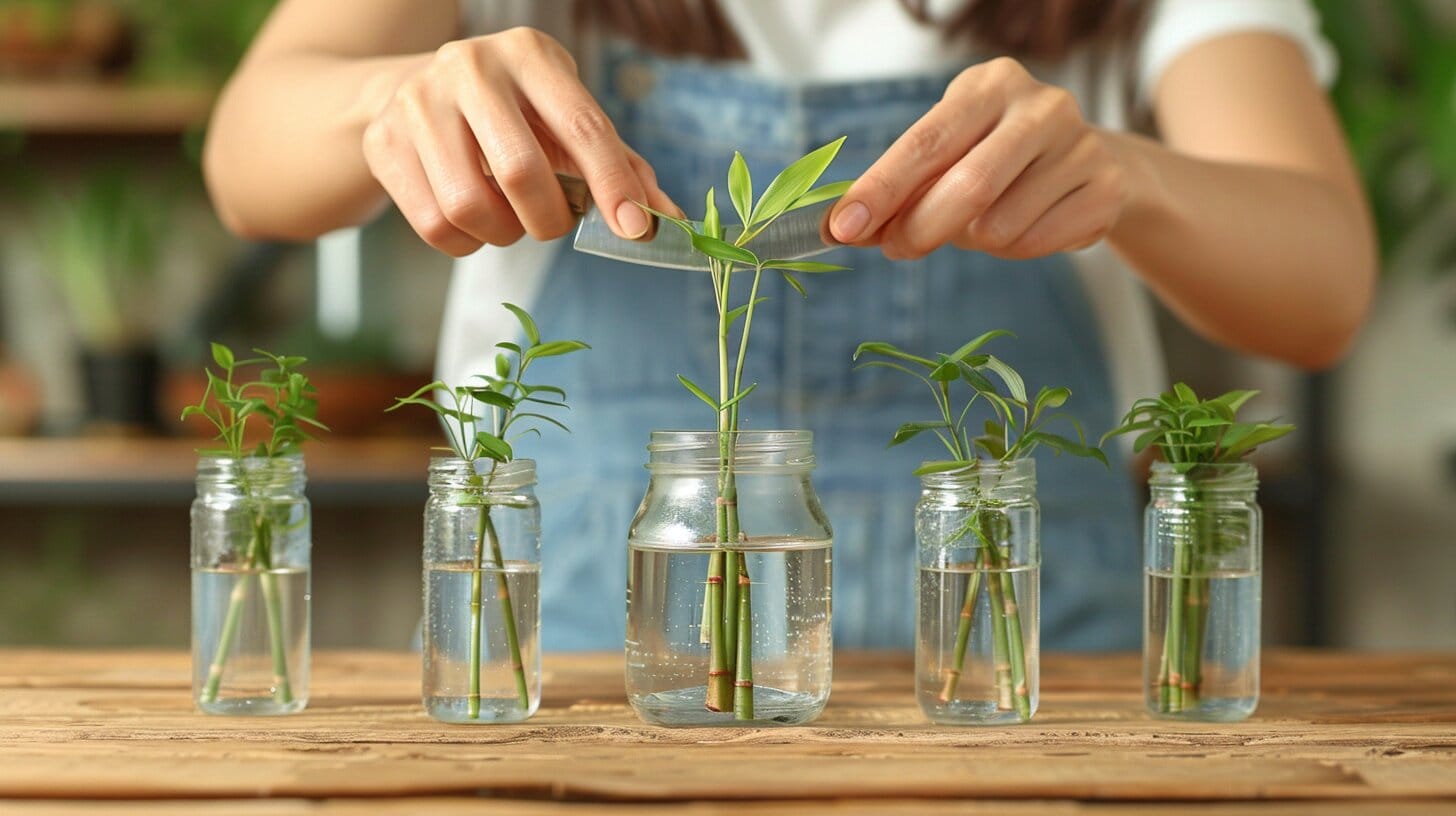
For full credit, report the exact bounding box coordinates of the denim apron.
[525,43,1141,652]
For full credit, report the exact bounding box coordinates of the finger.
[955,144,1099,254]
[364,124,483,257]
[879,114,1058,259]
[977,179,1116,260]
[626,146,685,226]
[412,113,527,246]
[514,64,653,240]
[829,101,996,245]
[461,83,577,241]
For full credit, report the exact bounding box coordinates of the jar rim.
[429,456,537,489]
[918,458,1035,489]
[1149,460,1258,489]
[645,429,814,474]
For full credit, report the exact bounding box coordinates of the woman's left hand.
[829,57,1131,260]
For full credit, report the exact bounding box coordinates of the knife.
[561,175,842,271]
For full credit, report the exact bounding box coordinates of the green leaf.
[512,411,571,434]
[1173,382,1199,405]
[785,179,853,213]
[690,231,758,266]
[472,431,514,463]
[891,420,947,447]
[1187,416,1232,429]
[1031,385,1070,424]
[781,271,808,297]
[495,353,511,379]
[762,260,848,273]
[636,202,694,236]
[852,341,934,368]
[913,460,977,477]
[464,389,516,412]
[978,355,1027,404]
[749,136,847,226]
[677,374,719,411]
[728,151,752,227]
[1217,422,1294,459]
[496,341,522,356]
[523,340,591,361]
[1023,431,1109,466]
[387,381,448,410]
[718,382,758,414]
[853,359,936,388]
[502,303,539,346]
[389,396,474,423]
[1209,389,1259,415]
[703,187,721,240]
[210,342,234,371]
[726,297,769,325]
[945,330,1013,365]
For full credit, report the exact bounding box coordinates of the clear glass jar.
[915,459,1039,725]
[626,431,833,726]
[1144,461,1261,721]
[422,457,541,723]
[191,454,310,715]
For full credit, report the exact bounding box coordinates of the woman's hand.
[830,57,1130,261]
[363,27,676,256]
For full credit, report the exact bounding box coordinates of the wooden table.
[2,650,1453,814]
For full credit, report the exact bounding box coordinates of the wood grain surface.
[1,649,1453,814]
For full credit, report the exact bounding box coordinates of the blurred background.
[0,0,1452,651]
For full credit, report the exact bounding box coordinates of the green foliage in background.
[122,0,279,84]
[36,167,167,351]
[1316,0,1456,274]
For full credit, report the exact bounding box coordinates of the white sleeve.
[1137,0,1338,106]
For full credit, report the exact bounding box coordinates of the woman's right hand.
[362,27,676,256]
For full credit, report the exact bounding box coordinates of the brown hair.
[580,0,1145,62]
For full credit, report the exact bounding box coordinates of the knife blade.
[564,175,841,271]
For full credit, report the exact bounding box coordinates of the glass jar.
[1144,462,1261,721]
[191,454,310,715]
[626,431,833,726]
[422,457,541,723]
[915,459,1039,725]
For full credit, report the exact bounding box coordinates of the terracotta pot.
[0,358,41,436]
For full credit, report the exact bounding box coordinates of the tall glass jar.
[422,458,541,723]
[191,454,310,715]
[626,431,833,726]
[1144,462,1261,721]
[915,460,1039,725]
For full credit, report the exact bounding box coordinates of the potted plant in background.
[181,343,327,715]
[389,303,586,723]
[854,332,1105,725]
[625,141,850,725]
[1104,384,1292,721]
[37,167,166,433]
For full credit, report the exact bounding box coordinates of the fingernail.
[832,201,870,243]
[616,201,651,239]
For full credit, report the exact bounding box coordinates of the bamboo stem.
[997,552,1031,722]
[467,504,485,719]
[483,509,530,711]
[705,556,731,711]
[1162,524,1192,713]
[937,562,982,704]
[201,570,250,703]
[733,564,754,719]
[983,547,1014,710]
[201,499,294,706]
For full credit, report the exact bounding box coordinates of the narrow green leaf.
[1031,385,1071,424]
[762,260,848,273]
[495,353,511,379]
[703,187,721,240]
[785,179,853,213]
[464,389,516,412]
[677,374,719,411]
[852,341,934,368]
[978,355,1027,404]
[853,359,936,388]
[690,232,758,266]
[749,136,847,226]
[1024,431,1109,466]
[891,420,947,447]
[945,330,1014,365]
[718,382,758,414]
[512,411,571,434]
[728,151,752,227]
[913,460,977,477]
[473,431,514,463]
[726,297,770,325]
[523,340,591,361]
[502,303,539,346]
[1173,382,1199,405]
[781,271,808,297]
[1218,422,1294,459]
[387,381,448,410]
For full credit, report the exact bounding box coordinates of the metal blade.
[572,196,840,271]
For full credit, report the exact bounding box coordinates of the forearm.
[1107,130,1376,370]
[204,51,428,240]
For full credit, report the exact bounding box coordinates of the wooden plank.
[0,81,214,133]
[0,651,1453,805]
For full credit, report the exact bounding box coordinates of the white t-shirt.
[442,0,1337,410]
